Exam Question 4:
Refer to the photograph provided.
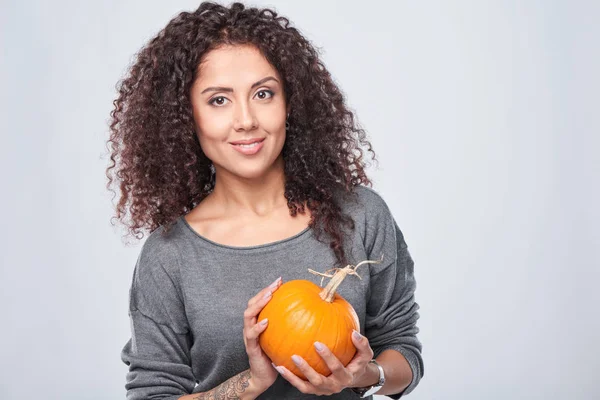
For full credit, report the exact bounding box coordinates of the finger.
[247,277,282,308]
[243,278,282,354]
[244,289,275,329]
[346,330,374,374]
[243,278,280,327]
[290,355,331,390]
[245,318,269,357]
[351,330,374,359]
[273,365,318,395]
[313,342,352,385]
[246,317,269,342]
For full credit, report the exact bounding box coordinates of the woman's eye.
[255,90,274,100]
[208,90,273,107]
[209,96,229,106]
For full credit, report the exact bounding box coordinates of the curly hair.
[105,1,377,267]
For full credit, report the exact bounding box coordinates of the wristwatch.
[351,359,385,398]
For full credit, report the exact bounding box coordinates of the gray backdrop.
[1,0,598,399]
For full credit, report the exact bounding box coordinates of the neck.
[210,155,287,217]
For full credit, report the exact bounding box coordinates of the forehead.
[197,45,279,83]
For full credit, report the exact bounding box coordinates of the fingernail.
[263,291,272,299]
[353,330,363,341]
[260,318,268,326]
[291,355,302,366]
[272,363,285,375]
[314,341,325,352]
[269,277,281,289]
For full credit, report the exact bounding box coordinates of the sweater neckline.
[178,215,314,251]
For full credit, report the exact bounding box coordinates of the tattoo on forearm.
[193,369,252,399]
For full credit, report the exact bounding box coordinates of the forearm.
[177,369,267,400]
[352,349,413,396]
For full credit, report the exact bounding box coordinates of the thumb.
[351,330,373,358]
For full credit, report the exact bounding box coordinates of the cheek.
[194,108,231,141]
[192,115,232,162]
[256,108,287,134]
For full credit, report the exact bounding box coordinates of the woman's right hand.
[243,276,283,393]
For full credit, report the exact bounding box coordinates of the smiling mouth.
[230,138,266,147]
[230,137,266,155]
[232,141,262,148]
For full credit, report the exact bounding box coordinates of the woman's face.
[190,44,288,181]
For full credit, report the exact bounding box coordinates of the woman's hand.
[273,330,376,396]
[243,277,283,393]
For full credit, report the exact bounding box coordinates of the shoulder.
[334,185,397,255]
[135,218,187,283]
[129,218,189,332]
[143,220,181,257]
[352,185,392,214]
[335,184,395,227]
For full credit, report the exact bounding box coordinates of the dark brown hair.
[105,1,377,267]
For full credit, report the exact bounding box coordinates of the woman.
[107,2,424,399]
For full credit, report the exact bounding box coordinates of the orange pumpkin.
[257,257,383,380]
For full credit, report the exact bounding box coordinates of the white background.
[1,1,598,399]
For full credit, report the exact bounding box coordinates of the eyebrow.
[200,76,279,95]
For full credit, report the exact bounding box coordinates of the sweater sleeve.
[120,237,196,400]
[363,192,424,398]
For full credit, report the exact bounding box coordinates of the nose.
[233,101,258,132]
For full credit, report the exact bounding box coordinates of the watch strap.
[351,359,385,397]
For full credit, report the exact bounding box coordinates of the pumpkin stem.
[308,254,385,303]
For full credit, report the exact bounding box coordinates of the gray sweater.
[120,185,424,399]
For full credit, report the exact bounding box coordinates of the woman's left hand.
[273,330,375,396]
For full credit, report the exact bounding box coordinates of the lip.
[230,138,265,155]
[229,138,266,145]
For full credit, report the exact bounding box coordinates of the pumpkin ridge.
[310,305,328,375]
[342,305,357,360]
[340,300,358,365]
[288,307,308,332]
[277,289,301,305]
[332,301,342,368]
[267,309,289,359]
[288,306,315,379]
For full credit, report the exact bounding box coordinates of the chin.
[237,169,267,180]
[226,162,267,180]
